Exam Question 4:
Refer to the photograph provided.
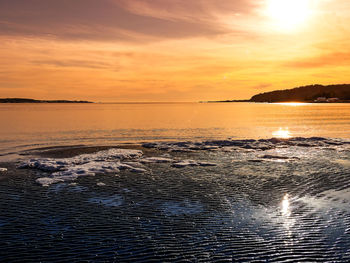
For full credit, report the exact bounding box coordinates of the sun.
[266,0,312,30]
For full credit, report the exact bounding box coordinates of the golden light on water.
[266,0,312,30]
[272,128,291,139]
[277,102,308,106]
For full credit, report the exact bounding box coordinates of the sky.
[0,0,350,102]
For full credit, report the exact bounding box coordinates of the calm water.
[1,103,350,262]
[0,102,350,156]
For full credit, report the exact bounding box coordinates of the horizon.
[1,83,349,103]
[1,0,350,102]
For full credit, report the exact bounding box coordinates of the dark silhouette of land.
[0,98,93,103]
[250,84,350,102]
[204,84,350,103]
[201,99,250,103]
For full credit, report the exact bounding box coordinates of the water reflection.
[1,103,350,154]
[273,128,291,138]
[281,193,295,240]
[281,193,291,216]
[277,102,309,106]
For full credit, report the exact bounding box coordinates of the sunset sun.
[266,0,312,30]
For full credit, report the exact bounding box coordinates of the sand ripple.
[0,137,349,261]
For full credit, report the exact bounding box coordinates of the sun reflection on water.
[281,193,291,216]
[281,193,295,239]
[272,128,291,139]
[277,102,309,106]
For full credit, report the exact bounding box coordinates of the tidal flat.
[0,137,350,262]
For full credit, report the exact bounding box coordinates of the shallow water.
[1,103,350,261]
[0,138,350,262]
[1,102,350,159]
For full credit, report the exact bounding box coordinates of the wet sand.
[20,144,153,158]
[1,138,350,262]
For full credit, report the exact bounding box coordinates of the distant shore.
[201,100,350,103]
[200,100,250,103]
[202,84,350,103]
[0,98,93,103]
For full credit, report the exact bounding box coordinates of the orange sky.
[0,0,350,102]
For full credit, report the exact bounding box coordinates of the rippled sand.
[0,137,349,262]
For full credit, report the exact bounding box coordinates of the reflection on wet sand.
[280,193,296,242]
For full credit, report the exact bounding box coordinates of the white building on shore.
[314,97,340,103]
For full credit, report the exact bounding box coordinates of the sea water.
[0,102,350,158]
[1,102,350,262]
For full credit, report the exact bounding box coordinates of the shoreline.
[0,98,93,103]
[201,100,350,103]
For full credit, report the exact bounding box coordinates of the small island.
[0,98,93,103]
[204,84,350,103]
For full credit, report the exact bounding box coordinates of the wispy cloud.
[119,0,258,21]
[30,59,114,69]
[285,52,350,68]
[0,0,244,41]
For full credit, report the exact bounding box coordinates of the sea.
[1,102,350,158]
[0,102,350,262]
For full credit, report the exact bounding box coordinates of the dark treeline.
[0,98,93,103]
[250,84,350,102]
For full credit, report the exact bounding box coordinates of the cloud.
[119,0,257,21]
[30,59,114,69]
[285,52,350,68]
[0,0,243,41]
[251,83,272,89]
